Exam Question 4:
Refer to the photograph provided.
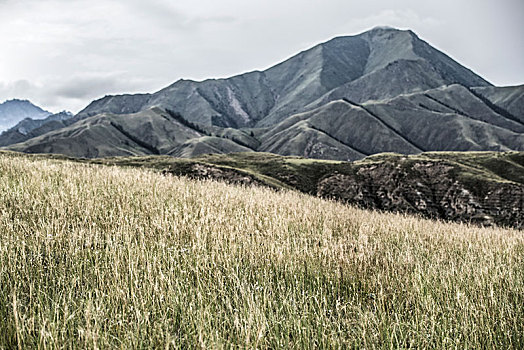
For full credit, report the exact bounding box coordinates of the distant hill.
[1,27,522,160]
[0,111,73,147]
[0,99,50,132]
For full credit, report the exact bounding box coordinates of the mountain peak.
[363,26,415,36]
[0,99,51,132]
[0,98,49,110]
[2,98,30,105]
[369,25,400,31]
[326,26,406,44]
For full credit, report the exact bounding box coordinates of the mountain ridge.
[0,111,73,147]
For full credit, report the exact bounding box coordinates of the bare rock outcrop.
[317,159,523,228]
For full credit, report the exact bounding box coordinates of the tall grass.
[0,154,522,348]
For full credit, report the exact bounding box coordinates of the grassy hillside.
[68,150,521,190]
[0,153,523,348]
[2,150,522,228]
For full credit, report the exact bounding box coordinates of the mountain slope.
[258,85,524,160]
[471,85,524,123]
[0,99,51,132]
[306,59,455,109]
[259,100,422,160]
[6,108,252,158]
[5,84,523,160]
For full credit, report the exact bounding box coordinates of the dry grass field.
[0,153,522,348]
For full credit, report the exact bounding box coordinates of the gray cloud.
[0,0,522,114]
[52,76,122,99]
[0,74,155,113]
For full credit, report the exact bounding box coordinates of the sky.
[0,0,522,114]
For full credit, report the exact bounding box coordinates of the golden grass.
[0,154,522,348]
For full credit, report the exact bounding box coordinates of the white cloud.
[343,9,443,31]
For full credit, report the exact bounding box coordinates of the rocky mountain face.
[0,99,51,132]
[316,156,524,228]
[1,27,522,160]
[76,27,491,128]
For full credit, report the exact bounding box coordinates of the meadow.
[0,153,522,348]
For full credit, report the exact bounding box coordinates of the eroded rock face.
[317,160,524,228]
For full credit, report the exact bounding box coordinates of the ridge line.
[109,122,160,155]
[467,88,524,127]
[308,124,369,156]
[342,98,426,152]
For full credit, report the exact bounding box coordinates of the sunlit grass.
[0,154,522,348]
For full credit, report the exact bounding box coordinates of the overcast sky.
[0,0,522,113]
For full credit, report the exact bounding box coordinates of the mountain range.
[0,99,51,132]
[1,27,523,159]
